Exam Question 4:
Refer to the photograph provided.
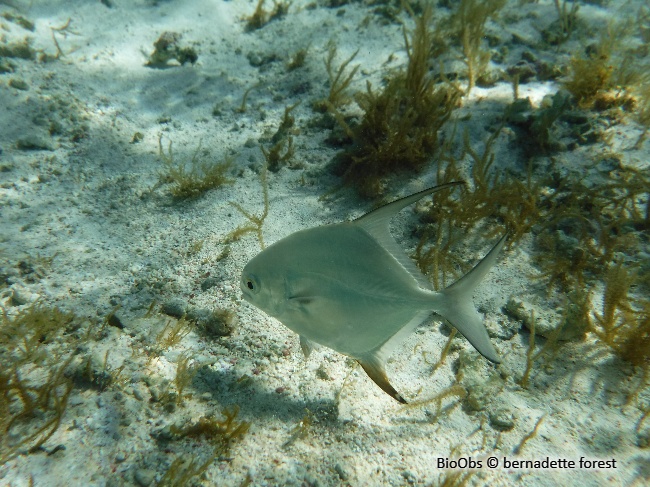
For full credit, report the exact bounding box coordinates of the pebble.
[9,78,29,90]
[637,430,650,449]
[132,386,144,401]
[161,300,186,318]
[15,134,54,151]
[134,468,155,487]
[106,478,121,487]
[334,463,348,481]
[200,277,220,291]
[9,287,32,306]
[401,470,416,484]
[489,407,516,431]
[69,396,84,407]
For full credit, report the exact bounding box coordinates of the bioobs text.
[438,457,482,469]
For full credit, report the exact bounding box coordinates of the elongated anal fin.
[300,335,315,359]
[358,356,407,404]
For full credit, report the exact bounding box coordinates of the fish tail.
[436,233,507,363]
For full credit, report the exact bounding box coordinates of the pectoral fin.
[288,296,315,306]
[358,355,407,404]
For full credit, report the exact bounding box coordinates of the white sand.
[0,0,648,486]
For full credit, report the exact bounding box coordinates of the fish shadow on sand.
[193,363,345,432]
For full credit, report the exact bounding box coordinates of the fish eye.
[243,274,260,294]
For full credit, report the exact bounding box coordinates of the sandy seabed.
[0,1,649,486]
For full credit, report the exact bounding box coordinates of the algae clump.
[157,407,250,486]
[0,303,80,464]
[146,32,198,67]
[448,0,506,94]
[158,136,233,200]
[330,4,461,198]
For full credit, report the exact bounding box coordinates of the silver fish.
[240,182,506,403]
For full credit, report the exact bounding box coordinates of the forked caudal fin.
[357,234,506,404]
[438,233,508,363]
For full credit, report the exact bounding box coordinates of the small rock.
[521,50,537,63]
[106,311,124,329]
[457,350,504,412]
[504,296,587,341]
[476,68,500,87]
[134,468,155,487]
[189,307,236,337]
[9,287,32,306]
[200,277,220,291]
[246,51,263,67]
[132,386,144,401]
[489,407,516,431]
[316,364,331,381]
[0,58,15,73]
[401,470,416,484]
[637,430,650,449]
[69,395,84,407]
[334,463,348,481]
[8,78,28,90]
[465,384,490,412]
[15,134,54,151]
[507,61,536,83]
[106,478,121,487]
[161,300,186,318]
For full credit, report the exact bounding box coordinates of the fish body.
[243,223,437,355]
[240,183,506,403]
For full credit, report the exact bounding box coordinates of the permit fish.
[240,182,506,403]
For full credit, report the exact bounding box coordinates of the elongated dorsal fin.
[354,182,465,290]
